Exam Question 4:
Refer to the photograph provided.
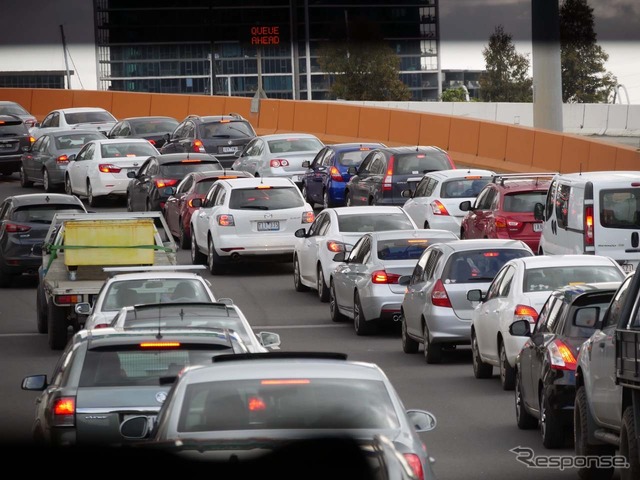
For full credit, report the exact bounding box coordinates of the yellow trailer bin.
[63,219,156,266]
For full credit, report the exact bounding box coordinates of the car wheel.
[301,183,310,203]
[207,237,225,275]
[20,165,33,188]
[369,196,376,206]
[540,387,565,448]
[499,341,516,390]
[317,264,330,302]
[36,283,48,334]
[620,407,640,480]
[423,321,442,364]
[47,302,69,350]
[190,230,206,265]
[87,181,100,207]
[329,280,347,322]
[145,198,152,212]
[178,221,190,250]
[345,192,352,207]
[460,228,466,240]
[354,291,374,336]
[401,314,419,354]
[64,175,73,195]
[574,386,616,480]
[43,169,53,192]
[515,370,537,429]
[126,193,133,212]
[293,255,309,292]
[471,331,493,379]
[323,189,332,209]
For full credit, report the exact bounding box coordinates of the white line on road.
[0,333,41,337]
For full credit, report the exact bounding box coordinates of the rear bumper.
[215,234,297,258]
[425,307,472,344]
[360,286,404,322]
[92,177,130,196]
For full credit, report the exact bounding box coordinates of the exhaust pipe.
[230,252,241,261]
[392,314,402,322]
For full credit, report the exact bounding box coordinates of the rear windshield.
[337,213,415,232]
[444,249,532,283]
[64,111,115,125]
[195,179,217,194]
[441,178,492,198]
[101,142,157,158]
[268,138,323,153]
[101,278,212,312]
[177,378,400,432]
[131,119,179,134]
[0,120,27,135]
[160,161,221,176]
[338,150,371,167]
[524,266,624,293]
[54,133,104,150]
[201,121,255,139]
[0,104,29,115]
[503,191,547,213]
[377,238,447,260]
[12,205,85,224]
[229,187,304,210]
[393,151,451,175]
[600,189,640,229]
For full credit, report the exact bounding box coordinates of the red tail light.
[147,139,156,145]
[193,139,205,152]
[430,200,450,216]
[155,178,178,188]
[217,214,235,226]
[326,240,345,252]
[431,279,452,307]
[514,304,538,323]
[56,155,69,164]
[329,166,343,182]
[139,342,181,348]
[93,323,111,329]
[548,339,577,370]
[495,216,523,232]
[5,223,31,233]
[371,270,401,284]
[302,211,315,224]
[584,205,594,247]
[269,159,289,168]
[248,396,267,411]
[403,453,424,480]
[382,155,395,191]
[98,164,122,173]
[52,396,76,427]
[55,295,79,304]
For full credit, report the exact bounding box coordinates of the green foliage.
[479,25,533,102]
[440,87,468,102]
[559,0,617,103]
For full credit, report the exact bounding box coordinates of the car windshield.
[600,189,640,229]
[131,119,179,134]
[524,266,625,293]
[393,151,451,175]
[502,191,547,213]
[12,205,85,224]
[337,213,414,232]
[64,111,115,124]
[54,133,104,150]
[441,177,492,198]
[201,121,254,139]
[338,150,371,166]
[177,377,400,432]
[101,278,212,312]
[160,161,221,176]
[0,104,29,115]
[444,249,532,283]
[229,187,304,210]
[268,138,323,153]
[101,142,157,158]
[377,238,441,260]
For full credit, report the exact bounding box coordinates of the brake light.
[495,216,522,232]
[193,139,205,153]
[187,198,201,208]
[5,223,31,233]
[446,153,456,169]
[261,379,310,385]
[155,178,178,188]
[302,211,315,224]
[403,453,424,480]
[584,205,594,247]
[139,342,181,348]
[329,166,343,182]
[256,185,272,189]
[326,240,345,252]
[382,155,395,191]
[52,397,76,427]
[248,396,267,411]
[56,295,79,304]
[483,252,499,257]
[430,200,449,216]
[548,339,577,370]
[269,159,289,168]
[30,136,36,143]
[514,304,538,323]
[431,279,452,308]
[56,155,69,164]
[98,164,122,173]
[371,270,401,284]
[181,159,202,163]
[217,214,235,226]
[147,139,156,145]
[93,323,110,329]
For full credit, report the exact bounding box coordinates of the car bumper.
[425,307,472,344]
[47,167,67,185]
[360,285,404,322]
[0,241,42,275]
[267,169,307,187]
[92,177,130,196]
[327,182,347,204]
[215,234,297,259]
[427,216,462,235]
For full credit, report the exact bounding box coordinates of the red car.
[163,170,252,249]
[458,173,554,253]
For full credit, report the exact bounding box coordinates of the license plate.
[257,221,280,231]
[533,223,543,232]
[0,143,11,149]
[622,263,636,273]
[221,146,238,153]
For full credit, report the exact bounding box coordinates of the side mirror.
[467,289,484,302]
[127,170,137,178]
[533,202,545,221]
[191,198,203,208]
[31,244,43,256]
[509,319,531,337]
[35,122,41,128]
[301,160,310,168]
[401,189,413,198]
[164,186,176,196]
[333,252,347,262]
[120,416,151,440]
[398,275,411,286]
[74,303,92,315]
[258,331,281,349]
[21,375,47,391]
[67,154,76,162]
[294,228,308,238]
[459,200,472,212]
[406,410,437,433]
[234,150,242,158]
[574,306,600,328]
[347,166,357,175]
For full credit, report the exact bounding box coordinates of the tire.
[329,280,347,322]
[207,237,225,275]
[43,169,54,193]
[301,183,310,204]
[64,175,73,195]
[354,291,374,336]
[423,321,442,364]
[145,198,152,212]
[500,341,516,390]
[401,314,419,353]
[20,165,33,188]
[47,302,69,350]
[293,255,309,292]
[36,283,48,334]
[178,221,190,249]
[460,228,466,240]
[515,370,537,429]
[190,230,207,265]
[620,407,640,480]
[472,331,493,379]
[317,264,329,302]
[540,387,565,448]
[323,189,333,209]
[574,386,616,480]
[126,193,133,212]
[369,196,376,206]
[345,192,352,207]
[87,181,100,208]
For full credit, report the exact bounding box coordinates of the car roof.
[369,228,458,241]
[190,170,252,181]
[329,206,408,216]
[438,238,531,252]
[105,271,207,282]
[258,133,320,140]
[155,153,222,164]
[553,171,640,182]
[424,168,495,180]
[551,281,622,304]
[517,254,618,268]
[375,145,446,154]
[7,193,85,207]
[89,138,155,145]
[80,328,237,349]
[54,107,111,113]
[48,129,106,137]
[190,115,250,123]
[122,116,177,121]
[327,142,385,151]
[219,177,298,188]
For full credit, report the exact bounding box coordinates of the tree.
[317,18,411,101]
[440,87,469,102]
[479,25,532,102]
[559,0,616,103]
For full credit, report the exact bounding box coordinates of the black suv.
[159,113,257,169]
[0,115,32,176]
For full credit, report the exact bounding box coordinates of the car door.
[238,138,263,176]
[348,152,375,205]
[164,174,193,236]
[333,236,366,314]
[177,121,196,152]
[473,265,511,363]
[68,142,95,195]
[160,122,186,154]
[34,111,60,138]
[192,183,223,252]
[466,187,496,239]
[404,248,442,338]
[129,158,153,210]
[305,148,329,204]
[24,135,46,179]
[297,212,328,284]
[402,176,433,228]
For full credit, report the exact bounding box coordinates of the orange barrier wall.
[2,88,638,173]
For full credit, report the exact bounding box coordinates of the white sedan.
[469,254,625,391]
[29,107,117,139]
[64,138,159,207]
[293,205,419,302]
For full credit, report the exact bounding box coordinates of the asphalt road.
[0,172,620,480]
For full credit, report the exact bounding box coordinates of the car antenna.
[156,299,163,340]
[579,162,582,176]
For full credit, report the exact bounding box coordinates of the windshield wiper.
[227,126,252,137]
[209,134,231,138]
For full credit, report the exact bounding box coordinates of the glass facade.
[95,0,441,100]
[0,72,67,89]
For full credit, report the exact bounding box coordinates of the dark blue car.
[301,142,385,209]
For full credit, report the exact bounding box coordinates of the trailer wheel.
[48,302,69,350]
[620,407,640,480]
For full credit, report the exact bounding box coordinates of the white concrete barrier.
[626,105,640,136]
[578,104,609,135]
[563,104,586,134]
[495,103,533,127]
[605,105,629,136]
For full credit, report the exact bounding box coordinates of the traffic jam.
[1,101,639,480]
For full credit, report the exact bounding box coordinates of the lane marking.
[0,333,42,337]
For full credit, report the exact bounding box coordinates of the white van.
[534,171,640,274]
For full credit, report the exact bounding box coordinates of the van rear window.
[600,189,640,228]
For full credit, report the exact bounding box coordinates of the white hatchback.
[65,138,159,207]
[190,176,315,274]
[468,254,625,391]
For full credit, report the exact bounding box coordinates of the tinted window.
[12,204,85,223]
[523,266,625,293]
[131,119,179,134]
[201,121,255,139]
[600,189,640,228]
[268,138,323,153]
[160,162,221,176]
[503,191,548,212]
[64,111,115,124]
[54,133,103,150]
[337,213,414,232]
[101,142,157,158]
[229,187,304,210]
[393,151,450,175]
[337,150,370,166]
[441,178,491,198]
[0,119,27,135]
[0,103,29,115]
[102,278,212,312]
[377,238,436,260]
[443,249,532,283]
